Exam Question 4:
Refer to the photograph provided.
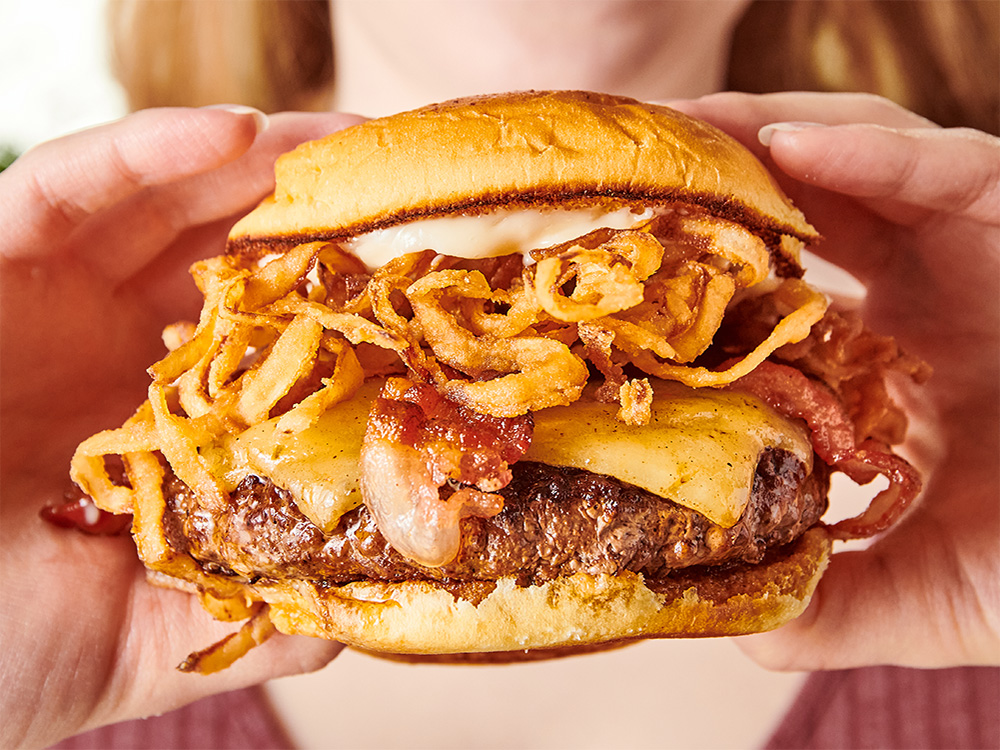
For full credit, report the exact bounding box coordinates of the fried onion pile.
[70,204,887,670]
[74,208,825,507]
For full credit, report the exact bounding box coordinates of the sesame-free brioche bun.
[243,528,831,655]
[227,90,818,256]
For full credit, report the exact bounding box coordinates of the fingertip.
[260,632,345,679]
[200,104,271,136]
[763,122,1000,223]
[732,585,827,672]
[757,121,829,148]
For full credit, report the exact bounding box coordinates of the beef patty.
[162,448,828,588]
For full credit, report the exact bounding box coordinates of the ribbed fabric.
[765,666,1000,750]
[49,686,293,750]
[48,667,999,749]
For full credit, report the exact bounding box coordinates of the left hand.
[669,92,1000,671]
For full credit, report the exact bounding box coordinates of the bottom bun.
[354,641,636,665]
[249,527,832,655]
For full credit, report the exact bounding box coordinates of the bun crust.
[245,528,831,654]
[228,90,817,255]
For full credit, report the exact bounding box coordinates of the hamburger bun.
[230,90,817,252]
[254,527,831,655]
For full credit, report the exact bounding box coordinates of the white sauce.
[344,205,656,269]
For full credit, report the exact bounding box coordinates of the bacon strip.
[729,361,921,540]
[727,361,856,464]
[830,440,922,539]
[370,378,532,487]
[359,378,533,566]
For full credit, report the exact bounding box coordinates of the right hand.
[0,105,364,748]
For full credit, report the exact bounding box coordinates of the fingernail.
[203,104,270,134]
[758,121,827,147]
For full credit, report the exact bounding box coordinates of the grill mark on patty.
[162,449,828,587]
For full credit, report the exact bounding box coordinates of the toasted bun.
[245,528,831,654]
[228,90,817,256]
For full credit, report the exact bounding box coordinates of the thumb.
[759,122,1000,227]
[734,517,998,671]
[735,545,912,671]
[3,106,268,256]
[93,578,343,733]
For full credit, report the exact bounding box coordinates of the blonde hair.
[108,0,333,113]
[728,1,999,135]
[108,0,998,134]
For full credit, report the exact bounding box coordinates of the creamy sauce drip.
[343,205,656,269]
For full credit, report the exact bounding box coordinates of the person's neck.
[331,0,749,117]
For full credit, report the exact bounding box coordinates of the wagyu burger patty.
[162,449,827,588]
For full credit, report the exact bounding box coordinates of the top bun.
[228,90,817,255]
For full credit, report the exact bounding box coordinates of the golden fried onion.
[74,211,825,521]
[177,603,277,674]
[533,231,662,322]
[407,269,589,416]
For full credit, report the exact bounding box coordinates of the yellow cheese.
[229,380,382,533]
[210,378,811,532]
[524,381,812,528]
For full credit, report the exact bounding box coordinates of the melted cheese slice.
[344,205,656,269]
[211,379,811,533]
[226,380,384,533]
[525,381,812,527]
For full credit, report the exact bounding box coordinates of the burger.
[70,91,926,671]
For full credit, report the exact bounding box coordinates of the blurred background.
[4,0,997,163]
[10,2,997,748]
[0,0,125,163]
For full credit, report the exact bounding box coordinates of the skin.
[330,0,750,115]
[0,94,996,745]
[0,107,362,748]
[669,92,1000,671]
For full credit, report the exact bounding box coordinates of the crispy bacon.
[360,377,533,566]
[728,361,921,540]
[43,459,132,536]
[830,440,922,539]
[776,309,931,445]
[368,378,532,489]
[726,361,856,465]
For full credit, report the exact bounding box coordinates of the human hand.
[670,92,1000,670]
[0,106,364,747]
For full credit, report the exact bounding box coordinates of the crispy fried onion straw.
[407,268,590,416]
[177,602,277,674]
[73,210,826,526]
[73,241,404,508]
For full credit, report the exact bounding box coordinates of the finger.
[666,91,938,160]
[74,111,366,288]
[102,581,343,732]
[2,106,268,255]
[761,123,1000,226]
[122,218,242,326]
[2,512,339,746]
[734,517,1000,671]
[734,547,912,670]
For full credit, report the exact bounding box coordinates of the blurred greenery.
[1,146,19,172]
